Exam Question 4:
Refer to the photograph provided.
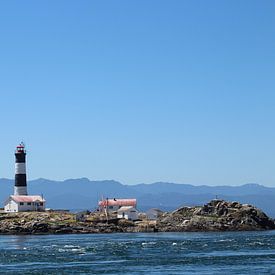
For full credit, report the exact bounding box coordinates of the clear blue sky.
[0,1,275,186]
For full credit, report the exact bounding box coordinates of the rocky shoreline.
[0,200,274,235]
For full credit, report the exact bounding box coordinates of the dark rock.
[55,227,73,234]
[157,200,275,232]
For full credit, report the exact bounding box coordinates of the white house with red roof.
[98,198,137,212]
[4,195,46,212]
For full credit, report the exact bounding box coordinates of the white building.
[4,195,46,213]
[117,206,139,221]
[98,198,137,212]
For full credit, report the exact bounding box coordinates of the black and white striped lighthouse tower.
[14,142,28,196]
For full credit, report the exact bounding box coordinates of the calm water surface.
[0,231,274,274]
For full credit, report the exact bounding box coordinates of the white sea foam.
[142,242,156,246]
[64,245,79,248]
[250,241,265,246]
[217,239,233,242]
[71,248,85,252]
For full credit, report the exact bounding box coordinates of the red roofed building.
[98,198,137,212]
[4,195,46,212]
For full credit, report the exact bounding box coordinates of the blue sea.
[0,231,274,274]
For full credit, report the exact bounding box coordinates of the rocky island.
[0,200,274,235]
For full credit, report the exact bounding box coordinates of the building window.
[27,202,31,205]
[40,202,43,206]
[20,202,24,205]
[109,206,113,209]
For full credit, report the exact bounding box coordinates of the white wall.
[4,199,18,212]
[18,202,45,212]
[107,205,120,211]
[4,199,45,212]
[118,209,138,220]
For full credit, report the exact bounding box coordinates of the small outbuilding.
[117,206,139,221]
[4,195,46,212]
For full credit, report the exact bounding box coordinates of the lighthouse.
[14,142,28,196]
[4,143,46,212]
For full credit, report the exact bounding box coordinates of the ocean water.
[0,231,274,274]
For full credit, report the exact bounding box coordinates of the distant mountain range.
[1,178,275,217]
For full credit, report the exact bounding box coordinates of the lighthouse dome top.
[16,142,26,153]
